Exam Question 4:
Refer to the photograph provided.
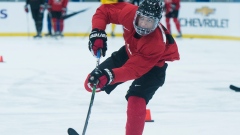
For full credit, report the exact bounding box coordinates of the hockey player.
[24,0,45,38]
[164,0,182,38]
[84,0,180,134]
[48,0,68,38]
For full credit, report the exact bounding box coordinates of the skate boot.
[59,32,64,38]
[45,33,53,37]
[176,32,182,38]
[33,33,42,39]
[54,32,63,39]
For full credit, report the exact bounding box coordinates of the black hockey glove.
[88,28,107,57]
[88,68,114,89]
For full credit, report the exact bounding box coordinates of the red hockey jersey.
[164,0,180,13]
[92,2,180,84]
[48,0,68,11]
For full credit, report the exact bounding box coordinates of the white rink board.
[0,2,101,33]
[0,2,240,37]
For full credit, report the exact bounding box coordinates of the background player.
[24,0,45,38]
[48,0,68,38]
[164,0,182,38]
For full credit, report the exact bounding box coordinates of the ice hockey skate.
[176,32,182,38]
[33,34,42,39]
[53,32,64,39]
[45,33,53,37]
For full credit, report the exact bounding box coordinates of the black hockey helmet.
[133,0,164,36]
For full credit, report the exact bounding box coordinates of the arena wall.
[0,2,240,40]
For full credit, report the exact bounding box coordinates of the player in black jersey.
[24,0,45,38]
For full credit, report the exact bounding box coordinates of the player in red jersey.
[164,0,182,38]
[85,0,180,134]
[48,0,68,38]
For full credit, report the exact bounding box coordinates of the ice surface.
[0,37,240,135]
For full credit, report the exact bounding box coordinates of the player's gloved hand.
[88,28,107,57]
[170,4,176,12]
[61,8,67,17]
[39,4,45,13]
[24,5,29,13]
[88,68,114,89]
[47,5,52,12]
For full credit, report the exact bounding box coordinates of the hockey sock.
[126,96,146,135]
[56,19,60,33]
[166,18,171,33]
[52,18,57,32]
[173,18,181,33]
[59,19,64,32]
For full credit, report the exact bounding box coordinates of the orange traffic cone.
[0,56,3,62]
[145,109,154,122]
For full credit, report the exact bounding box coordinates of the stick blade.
[68,128,79,135]
[230,85,240,92]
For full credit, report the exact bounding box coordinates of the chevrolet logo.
[195,6,215,16]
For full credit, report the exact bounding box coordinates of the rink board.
[0,2,240,40]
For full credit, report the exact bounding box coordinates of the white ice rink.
[0,37,240,135]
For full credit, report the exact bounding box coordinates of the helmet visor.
[133,11,159,36]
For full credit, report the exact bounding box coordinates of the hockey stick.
[26,13,30,39]
[67,50,101,135]
[230,85,240,92]
[81,25,92,40]
[82,50,101,135]
[62,8,88,20]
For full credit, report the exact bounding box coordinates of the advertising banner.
[1,2,240,39]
